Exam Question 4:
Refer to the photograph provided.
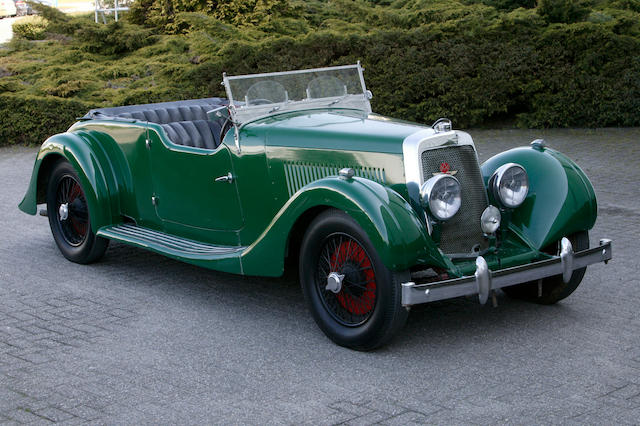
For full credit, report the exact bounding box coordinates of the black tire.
[299,209,408,350]
[502,231,589,305]
[46,160,109,264]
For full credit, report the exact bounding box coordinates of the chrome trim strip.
[401,238,613,306]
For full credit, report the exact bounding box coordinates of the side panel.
[146,127,244,245]
[481,146,597,250]
[72,123,156,228]
[239,176,452,277]
[230,111,418,247]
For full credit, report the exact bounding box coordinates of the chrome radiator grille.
[421,145,488,254]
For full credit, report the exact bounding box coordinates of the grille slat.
[421,145,488,254]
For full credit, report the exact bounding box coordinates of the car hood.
[246,109,432,154]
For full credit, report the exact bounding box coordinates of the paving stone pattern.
[1,128,639,424]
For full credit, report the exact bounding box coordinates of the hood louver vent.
[283,161,386,197]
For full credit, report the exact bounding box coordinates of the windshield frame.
[222,63,372,125]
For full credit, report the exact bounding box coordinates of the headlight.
[491,163,529,208]
[420,175,462,221]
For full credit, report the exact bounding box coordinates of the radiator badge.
[433,162,458,176]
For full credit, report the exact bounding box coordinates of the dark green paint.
[240,176,451,276]
[146,125,244,245]
[251,109,421,154]
[19,131,118,232]
[481,145,597,250]
[19,108,598,280]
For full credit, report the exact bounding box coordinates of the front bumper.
[402,237,612,306]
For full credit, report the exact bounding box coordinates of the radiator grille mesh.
[421,145,488,254]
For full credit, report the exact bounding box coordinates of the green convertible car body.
[19,64,612,349]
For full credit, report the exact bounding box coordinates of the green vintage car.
[19,64,612,350]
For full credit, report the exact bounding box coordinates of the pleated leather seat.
[84,98,228,150]
[160,120,223,150]
[117,105,212,124]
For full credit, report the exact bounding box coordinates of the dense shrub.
[537,0,591,23]
[28,1,84,35]
[0,94,90,146]
[12,16,49,40]
[76,21,156,54]
[129,0,292,30]
[466,0,536,11]
[0,0,639,146]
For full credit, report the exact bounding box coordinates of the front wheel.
[46,160,109,264]
[502,231,589,304]
[299,209,408,350]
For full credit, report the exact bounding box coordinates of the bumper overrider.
[402,237,613,306]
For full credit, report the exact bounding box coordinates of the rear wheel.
[46,160,109,264]
[502,231,589,304]
[299,209,408,350]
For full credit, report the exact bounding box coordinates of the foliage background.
[1,0,639,145]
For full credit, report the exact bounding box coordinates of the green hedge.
[209,21,640,128]
[12,16,49,40]
[1,0,639,146]
[0,94,90,146]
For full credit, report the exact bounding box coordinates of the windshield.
[223,63,372,124]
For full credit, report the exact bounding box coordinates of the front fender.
[18,132,115,233]
[240,176,450,276]
[481,146,597,250]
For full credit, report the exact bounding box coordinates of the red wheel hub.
[330,241,376,315]
[68,181,87,237]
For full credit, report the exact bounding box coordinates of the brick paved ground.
[0,128,638,424]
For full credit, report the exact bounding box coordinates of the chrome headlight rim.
[491,163,529,209]
[420,174,462,222]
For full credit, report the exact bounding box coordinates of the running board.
[97,224,245,261]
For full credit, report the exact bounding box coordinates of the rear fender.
[240,176,450,276]
[481,146,597,250]
[18,132,116,233]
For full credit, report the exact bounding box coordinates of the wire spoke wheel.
[54,175,89,247]
[46,160,108,264]
[300,209,408,350]
[315,233,377,327]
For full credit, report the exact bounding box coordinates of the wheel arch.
[240,176,448,277]
[19,132,117,233]
[481,145,597,250]
[35,153,66,206]
[284,205,331,270]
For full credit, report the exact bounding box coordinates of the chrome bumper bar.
[402,238,612,306]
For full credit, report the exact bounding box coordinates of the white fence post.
[94,0,130,23]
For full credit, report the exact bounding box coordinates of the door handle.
[215,172,234,183]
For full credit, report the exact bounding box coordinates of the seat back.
[84,98,228,150]
[160,120,222,150]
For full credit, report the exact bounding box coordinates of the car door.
[147,129,244,241]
